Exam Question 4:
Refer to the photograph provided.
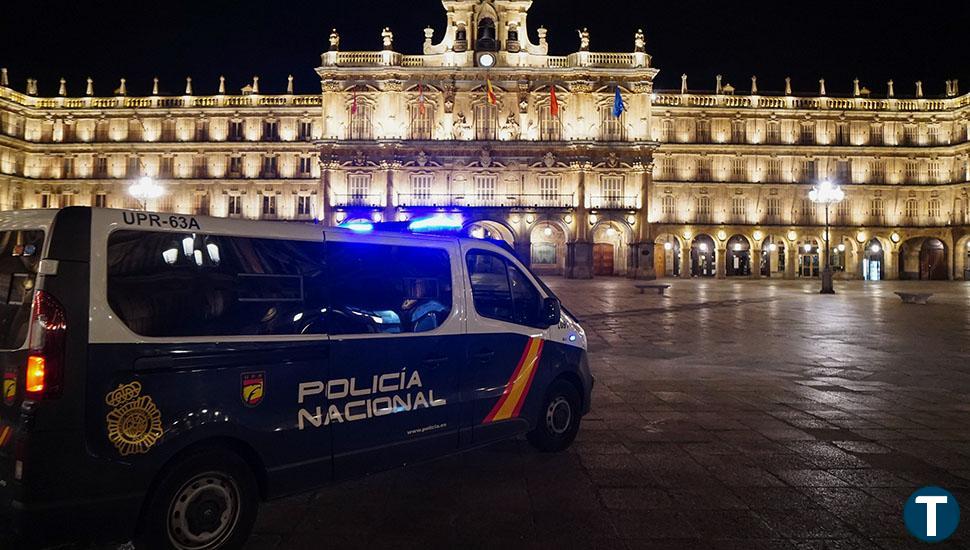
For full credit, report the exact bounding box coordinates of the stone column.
[383,164,396,221]
[514,236,532,268]
[320,163,333,226]
[784,244,797,279]
[680,246,692,278]
[632,167,658,280]
[752,248,763,279]
[567,165,593,279]
[849,248,863,280]
[716,246,727,279]
[884,245,899,280]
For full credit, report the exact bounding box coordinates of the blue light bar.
[340,220,374,232]
[407,214,463,233]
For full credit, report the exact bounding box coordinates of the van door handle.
[473,350,495,362]
[422,356,449,369]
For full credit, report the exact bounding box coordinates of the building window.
[766,158,782,182]
[695,119,710,142]
[537,175,561,206]
[194,194,210,216]
[802,160,816,183]
[928,199,941,220]
[661,194,675,221]
[800,123,815,144]
[159,157,174,178]
[262,195,277,217]
[905,198,919,220]
[836,199,850,224]
[835,124,849,145]
[94,193,107,208]
[928,125,941,145]
[732,158,745,182]
[870,198,885,224]
[348,103,374,140]
[410,174,433,204]
[95,157,109,178]
[298,121,313,141]
[600,106,626,141]
[409,103,434,140]
[229,156,243,177]
[261,156,278,178]
[299,157,313,177]
[193,156,208,178]
[731,120,745,143]
[904,125,917,145]
[870,160,885,184]
[263,121,279,141]
[347,174,372,206]
[767,122,780,144]
[599,176,624,208]
[929,162,941,183]
[801,199,817,224]
[660,157,675,180]
[661,119,673,142]
[297,195,312,217]
[836,160,851,182]
[229,121,244,142]
[695,196,712,223]
[228,195,243,216]
[732,196,747,223]
[905,161,919,183]
[539,105,561,141]
[766,197,781,222]
[474,174,497,205]
[474,103,498,141]
[697,158,712,181]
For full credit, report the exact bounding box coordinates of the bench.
[635,283,671,296]
[895,292,934,305]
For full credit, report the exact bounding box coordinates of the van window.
[0,230,44,349]
[327,241,452,335]
[466,250,543,327]
[107,230,328,337]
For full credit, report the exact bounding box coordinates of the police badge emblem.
[3,371,16,406]
[241,372,265,408]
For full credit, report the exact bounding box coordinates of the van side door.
[461,246,548,444]
[325,235,462,478]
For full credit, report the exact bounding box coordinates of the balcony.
[588,195,639,210]
[395,193,576,209]
[334,194,383,207]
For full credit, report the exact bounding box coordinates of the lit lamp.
[808,179,845,294]
[128,176,165,211]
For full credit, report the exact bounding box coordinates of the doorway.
[593,243,615,276]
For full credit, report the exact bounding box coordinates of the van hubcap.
[168,472,240,550]
[546,396,572,435]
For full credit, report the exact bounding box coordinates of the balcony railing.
[588,195,639,209]
[395,193,576,208]
[333,194,383,207]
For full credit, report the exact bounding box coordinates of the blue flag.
[612,86,626,118]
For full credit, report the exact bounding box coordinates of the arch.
[862,238,886,280]
[654,232,684,277]
[795,237,821,278]
[465,219,515,246]
[530,221,567,275]
[725,234,751,277]
[955,234,970,280]
[690,234,717,277]
[899,237,948,280]
[760,236,787,278]
[591,219,633,276]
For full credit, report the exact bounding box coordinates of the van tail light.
[24,290,66,400]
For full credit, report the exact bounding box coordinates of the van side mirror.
[540,297,561,327]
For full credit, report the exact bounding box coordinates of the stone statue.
[578,28,590,51]
[634,29,645,52]
[452,112,471,140]
[381,27,394,50]
[329,29,340,50]
[501,112,520,140]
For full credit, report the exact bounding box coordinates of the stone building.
[1,0,968,280]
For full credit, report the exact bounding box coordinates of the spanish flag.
[550,86,559,117]
[486,78,498,106]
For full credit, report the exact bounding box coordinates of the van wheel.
[527,379,581,453]
[138,449,258,550]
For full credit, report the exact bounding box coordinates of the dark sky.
[1,0,966,98]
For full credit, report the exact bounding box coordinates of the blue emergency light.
[338,214,464,236]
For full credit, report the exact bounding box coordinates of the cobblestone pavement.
[109,279,970,549]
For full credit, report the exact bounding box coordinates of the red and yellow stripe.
[483,337,545,423]
[0,425,11,448]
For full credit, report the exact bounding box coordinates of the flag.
[486,78,498,105]
[550,86,559,117]
[418,83,426,115]
[351,87,358,115]
[612,86,626,118]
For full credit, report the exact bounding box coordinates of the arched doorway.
[591,222,628,276]
[797,239,820,278]
[899,237,948,280]
[691,234,716,277]
[530,222,567,276]
[726,235,751,276]
[760,239,782,277]
[863,238,884,281]
[656,233,682,277]
[957,235,970,280]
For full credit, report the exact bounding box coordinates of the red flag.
[486,78,498,106]
[351,87,358,115]
[418,83,426,115]
[550,86,559,117]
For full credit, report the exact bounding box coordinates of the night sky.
[2,0,967,98]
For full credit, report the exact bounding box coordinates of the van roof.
[2,207,509,251]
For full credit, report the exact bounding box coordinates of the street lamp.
[129,176,165,211]
[809,179,845,294]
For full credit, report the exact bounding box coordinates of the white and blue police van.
[0,207,592,549]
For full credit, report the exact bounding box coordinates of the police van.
[0,207,591,549]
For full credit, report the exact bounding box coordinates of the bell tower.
[425,0,548,62]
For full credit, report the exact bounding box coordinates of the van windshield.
[0,230,44,349]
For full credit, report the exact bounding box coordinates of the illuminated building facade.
[1,0,969,280]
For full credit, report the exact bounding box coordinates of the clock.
[477,52,496,68]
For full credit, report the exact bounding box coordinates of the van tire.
[137,448,259,550]
[527,379,581,453]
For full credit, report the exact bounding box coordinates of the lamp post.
[809,179,845,294]
[129,176,164,211]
